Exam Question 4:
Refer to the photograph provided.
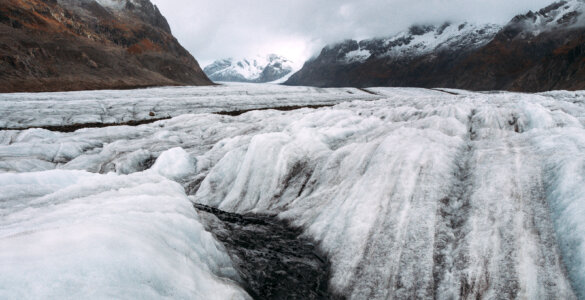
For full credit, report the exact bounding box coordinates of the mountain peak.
[408,24,437,36]
[505,0,585,38]
[0,0,210,92]
[204,54,295,83]
[57,0,171,33]
[319,21,501,65]
[285,0,585,92]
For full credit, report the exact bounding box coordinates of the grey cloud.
[152,0,556,67]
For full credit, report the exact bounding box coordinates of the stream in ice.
[1,84,585,299]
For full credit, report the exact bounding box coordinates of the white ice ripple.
[1,85,585,299]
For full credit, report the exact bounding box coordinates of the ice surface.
[2,84,585,298]
[535,129,585,299]
[0,83,379,129]
[189,89,583,298]
[0,157,250,299]
[149,147,197,180]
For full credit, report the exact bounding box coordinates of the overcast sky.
[151,0,555,68]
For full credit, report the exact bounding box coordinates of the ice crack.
[194,203,340,300]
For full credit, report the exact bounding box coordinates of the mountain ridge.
[285,0,585,92]
[204,54,295,83]
[0,0,212,93]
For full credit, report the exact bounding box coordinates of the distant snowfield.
[1,84,585,299]
[204,55,297,83]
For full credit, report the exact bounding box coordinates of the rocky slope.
[286,0,585,92]
[0,0,212,93]
[204,54,294,83]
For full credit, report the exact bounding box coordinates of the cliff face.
[0,0,212,93]
[286,0,585,92]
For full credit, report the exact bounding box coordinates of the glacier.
[0,83,377,130]
[0,159,250,299]
[1,84,585,299]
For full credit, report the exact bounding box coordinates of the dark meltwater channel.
[193,204,339,300]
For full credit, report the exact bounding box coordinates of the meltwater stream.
[194,203,337,299]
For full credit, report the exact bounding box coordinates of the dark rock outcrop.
[0,0,211,93]
[452,0,585,91]
[286,0,585,92]
[194,203,336,300]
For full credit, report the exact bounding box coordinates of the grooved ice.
[1,84,585,299]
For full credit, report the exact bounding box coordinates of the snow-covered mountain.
[285,21,501,88]
[204,54,295,83]
[339,22,501,64]
[286,0,585,92]
[504,0,585,37]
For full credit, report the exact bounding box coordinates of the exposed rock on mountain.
[0,0,211,93]
[455,0,585,91]
[285,22,501,88]
[286,0,585,92]
[204,54,294,83]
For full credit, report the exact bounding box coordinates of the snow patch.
[94,0,126,10]
[344,48,371,63]
[383,22,501,58]
[509,0,585,36]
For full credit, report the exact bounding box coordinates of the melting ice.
[1,84,585,299]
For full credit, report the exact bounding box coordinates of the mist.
[152,0,556,67]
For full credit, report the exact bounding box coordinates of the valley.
[1,84,584,299]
